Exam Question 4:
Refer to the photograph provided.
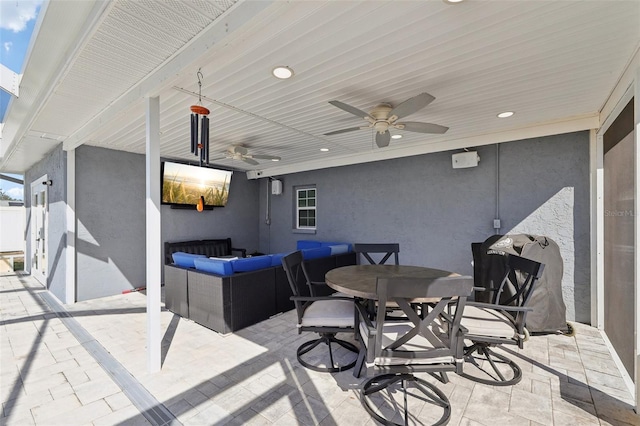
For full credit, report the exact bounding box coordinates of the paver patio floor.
[1,272,638,425]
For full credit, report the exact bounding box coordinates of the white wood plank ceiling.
[2,0,639,176]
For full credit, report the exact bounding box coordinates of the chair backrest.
[491,254,544,310]
[353,243,400,265]
[372,275,474,369]
[281,251,314,316]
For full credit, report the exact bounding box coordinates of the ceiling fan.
[210,145,281,166]
[324,92,448,148]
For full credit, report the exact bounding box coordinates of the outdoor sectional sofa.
[163,239,356,334]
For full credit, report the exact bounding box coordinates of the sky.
[0,0,43,201]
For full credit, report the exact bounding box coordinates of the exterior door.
[30,177,48,285]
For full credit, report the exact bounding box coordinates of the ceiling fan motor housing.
[371,104,392,133]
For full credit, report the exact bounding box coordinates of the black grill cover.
[473,234,568,334]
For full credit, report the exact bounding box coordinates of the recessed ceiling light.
[271,158,280,162]
[320,148,329,152]
[497,111,514,118]
[443,0,465,3]
[391,134,403,140]
[272,66,294,79]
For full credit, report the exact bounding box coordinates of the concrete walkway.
[1,272,638,425]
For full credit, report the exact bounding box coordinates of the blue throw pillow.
[231,255,273,273]
[301,246,331,260]
[296,240,322,250]
[193,258,234,275]
[270,252,292,267]
[320,242,352,252]
[328,244,350,255]
[172,252,206,268]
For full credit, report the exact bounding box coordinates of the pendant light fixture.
[190,69,210,166]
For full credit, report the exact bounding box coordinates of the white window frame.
[295,186,317,230]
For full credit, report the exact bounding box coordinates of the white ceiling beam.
[0,64,21,98]
[246,114,600,179]
[0,0,112,169]
[63,0,274,152]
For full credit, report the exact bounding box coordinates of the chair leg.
[297,333,358,373]
[353,347,366,378]
[459,344,522,386]
[361,373,451,426]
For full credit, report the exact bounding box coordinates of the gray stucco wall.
[76,146,146,301]
[259,131,591,323]
[24,144,67,301]
[27,144,259,302]
[75,147,260,299]
[161,170,260,257]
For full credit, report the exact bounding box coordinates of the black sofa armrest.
[164,238,245,264]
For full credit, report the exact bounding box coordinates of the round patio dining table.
[325,264,460,301]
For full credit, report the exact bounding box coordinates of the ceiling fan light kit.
[324,92,448,148]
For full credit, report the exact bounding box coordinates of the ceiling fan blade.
[250,154,281,161]
[376,130,391,148]
[398,121,449,134]
[328,101,372,120]
[389,93,435,120]
[241,157,259,166]
[324,126,367,136]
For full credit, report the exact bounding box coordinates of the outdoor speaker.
[271,179,282,195]
[452,151,480,168]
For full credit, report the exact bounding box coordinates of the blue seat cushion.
[231,255,273,273]
[172,252,206,268]
[193,258,234,275]
[301,246,332,260]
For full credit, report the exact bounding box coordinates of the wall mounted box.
[452,151,480,168]
[271,179,282,195]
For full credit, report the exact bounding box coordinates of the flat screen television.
[161,161,233,208]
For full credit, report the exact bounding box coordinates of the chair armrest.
[467,301,533,335]
[231,247,247,258]
[310,280,328,286]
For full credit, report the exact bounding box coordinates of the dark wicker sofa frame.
[163,240,356,334]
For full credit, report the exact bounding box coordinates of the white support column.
[146,96,161,373]
[634,67,640,414]
[590,129,604,328]
[65,149,76,304]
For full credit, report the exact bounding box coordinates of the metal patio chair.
[281,251,359,372]
[460,254,544,386]
[356,275,474,425]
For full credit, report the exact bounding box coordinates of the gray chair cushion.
[360,320,454,366]
[301,299,354,328]
[461,305,516,339]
